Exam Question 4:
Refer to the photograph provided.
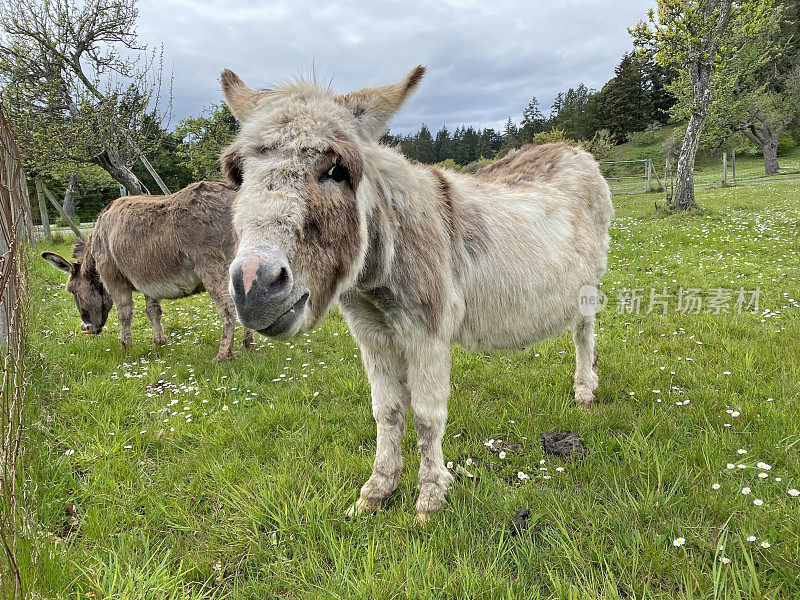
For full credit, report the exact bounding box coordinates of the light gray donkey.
[219,66,613,520]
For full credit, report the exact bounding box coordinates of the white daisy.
[760,541,771,548]
[712,483,721,490]
[753,499,763,506]
[741,487,751,495]
[673,537,686,547]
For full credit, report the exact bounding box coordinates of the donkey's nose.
[229,247,293,329]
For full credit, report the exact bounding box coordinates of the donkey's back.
[94,180,238,297]
[449,143,612,352]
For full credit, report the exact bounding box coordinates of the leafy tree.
[549,84,598,140]
[433,126,452,162]
[174,102,238,180]
[595,53,653,142]
[0,0,171,213]
[630,0,770,210]
[519,97,546,143]
[414,124,436,163]
[702,1,800,174]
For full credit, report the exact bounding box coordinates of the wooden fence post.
[645,158,652,193]
[35,179,51,241]
[723,152,727,185]
[38,179,85,241]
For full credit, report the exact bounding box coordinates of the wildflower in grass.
[758,472,768,479]
[446,461,453,469]
[518,471,530,481]
[761,541,771,548]
[556,466,565,472]
[720,556,731,564]
[731,411,740,417]
[712,483,721,490]
[742,487,751,495]
[673,537,686,547]
[222,405,229,411]
[727,463,735,469]
[737,449,747,455]
[747,535,757,542]
[498,451,506,459]
[738,464,746,469]
[788,489,800,497]
[756,462,771,470]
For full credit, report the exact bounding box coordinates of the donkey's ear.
[42,251,75,274]
[338,65,426,140]
[219,142,243,186]
[220,69,267,122]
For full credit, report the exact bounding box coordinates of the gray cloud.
[137,0,655,134]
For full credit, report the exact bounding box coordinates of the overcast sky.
[136,0,656,135]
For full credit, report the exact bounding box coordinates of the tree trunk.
[91,147,149,195]
[673,112,705,211]
[62,172,76,219]
[674,58,712,211]
[763,140,779,176]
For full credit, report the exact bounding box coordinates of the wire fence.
[0,99,31,600]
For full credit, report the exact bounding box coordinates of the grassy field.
[21,181,800,598]
[601,125,800,194]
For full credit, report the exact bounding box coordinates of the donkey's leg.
[111,288,135,349]
[347,342,410,517]
[408,341,454,520]
[144,296,167,346]
[197,269,236,362]
[242,329,255,350]
[573,317,599,408]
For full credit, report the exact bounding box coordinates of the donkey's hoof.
[416,486,448,516]
[153,336,167,346]
[345,497,378,518]
[414,512,434,525]
[213,352,233,363]
[574,386,594,410]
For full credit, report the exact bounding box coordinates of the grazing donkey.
[219,66,613,519]
[43,180,254,362]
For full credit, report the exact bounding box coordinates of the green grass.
[602,124,800,194]
[22,181,800,598]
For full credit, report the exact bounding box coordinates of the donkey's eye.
[321,164,350,184]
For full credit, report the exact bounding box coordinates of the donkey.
[219,66,613,519]
[43,180,254,362]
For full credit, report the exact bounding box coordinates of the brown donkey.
[43,180,254,361]
[219,67,613,519]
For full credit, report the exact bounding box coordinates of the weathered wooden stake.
[723,152,727,185]
[35,179,51,241]
[37,179,85,241]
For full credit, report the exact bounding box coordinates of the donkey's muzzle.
[229,247,308,336]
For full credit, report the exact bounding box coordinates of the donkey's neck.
[355,145,437,291]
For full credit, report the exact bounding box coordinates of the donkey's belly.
[132,271,204,300]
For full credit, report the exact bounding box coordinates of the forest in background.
[3,0,799,221]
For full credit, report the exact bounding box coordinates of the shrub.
[461,157,495,174]
[436,158,461,171]
[778,131,796,155]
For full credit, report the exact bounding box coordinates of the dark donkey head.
[42,240,113,334]
[219,66,425,338]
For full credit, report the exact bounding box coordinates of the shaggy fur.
[43,180,254,361]
[220,67,613,517]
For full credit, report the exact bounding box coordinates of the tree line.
[1,0,798,218]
